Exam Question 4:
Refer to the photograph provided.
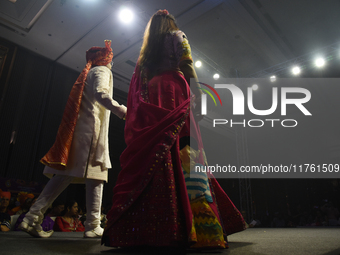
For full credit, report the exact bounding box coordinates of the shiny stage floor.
[1,228,340,255]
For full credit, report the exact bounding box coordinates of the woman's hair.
[139,10,179,70]
[61,199,77,216]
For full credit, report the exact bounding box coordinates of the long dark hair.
[139,10,179,71]
[61,199,77,216]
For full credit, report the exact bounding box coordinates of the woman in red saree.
[103,10,246,249]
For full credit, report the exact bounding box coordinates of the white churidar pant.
[24,174,103,232]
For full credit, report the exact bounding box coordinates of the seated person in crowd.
[15,198,55,232]
[9,192,34,216]
[54,200,84,232]
[46,200,65,217]
[0,191,11,232]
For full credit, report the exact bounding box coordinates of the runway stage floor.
[1,228,340,255]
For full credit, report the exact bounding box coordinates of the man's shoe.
[28,227,54,238]
[84,226,103,238]
[19,221,31,232]
[19,222,54,238]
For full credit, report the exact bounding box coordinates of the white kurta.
[44,66,127,183]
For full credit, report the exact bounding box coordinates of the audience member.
[9,192,34,215]
[54,200,85,232]
[46,200,65,217]
[0,191,11,232]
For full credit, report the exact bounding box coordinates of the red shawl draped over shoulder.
[104,63,194,245]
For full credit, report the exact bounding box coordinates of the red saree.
[103,65,246,248]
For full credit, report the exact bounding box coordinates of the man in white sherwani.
[20,41,126,238]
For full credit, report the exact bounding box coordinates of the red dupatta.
[40,63,91,170]
[104,64,246,245]
[104,64,194,241]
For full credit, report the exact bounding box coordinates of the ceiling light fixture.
[315,57,325,68]
[195,61,202,68]
[213,73,220,80]
[292,66,301,75]
[119,8,133,24]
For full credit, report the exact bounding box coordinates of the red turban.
[0,190,11,200]
[86,40,113,66]
[17,192,34,205]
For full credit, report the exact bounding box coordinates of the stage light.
[195,61,202,68]
[315,57,325,68]
[270,75,276,82]
[252,84,258,91]
[292,66,301,75]
[119,8,133,24]
[213,73,220,80]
